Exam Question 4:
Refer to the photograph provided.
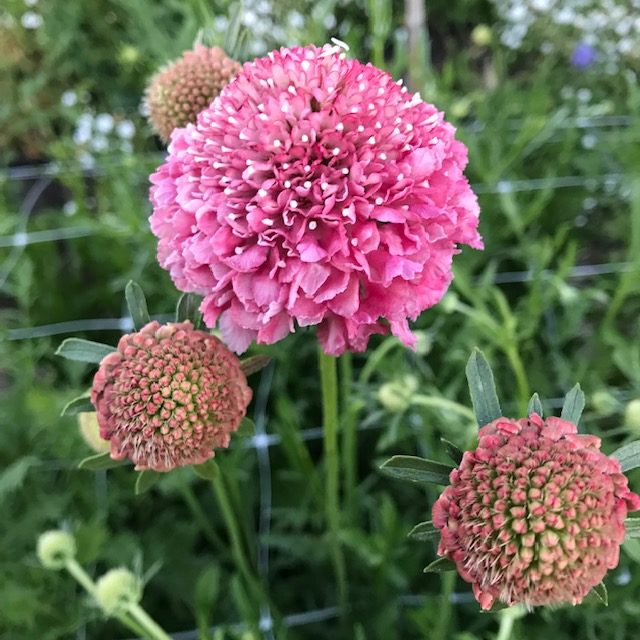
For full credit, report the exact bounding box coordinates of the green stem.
[411,395,477,421]
[179,478,225,551]
[127,603,173,640]
[211,475,264,605]
[340,352,358,517]
[318,349,348,613]
[496,607,519,640]
[432,571,455,640]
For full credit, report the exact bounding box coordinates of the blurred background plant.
[1,0,640,638]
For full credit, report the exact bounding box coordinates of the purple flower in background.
[571,42,597,69]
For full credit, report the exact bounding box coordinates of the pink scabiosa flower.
[432,413,640,610]
[149,43,482,356]
[145,45,241,142]
[91,321,252,471]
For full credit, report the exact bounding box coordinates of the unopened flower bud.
[591,390,619,417]
[78,412,110,454]
[37,530,76,570]
[95,568,141,615]
[471,25,492,47]
[624,399,640,431]
[378,376,418,413]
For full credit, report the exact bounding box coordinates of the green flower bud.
[471,25,492,47]
[414,331,432,357]
[37,530,76,570]
[624,399,640,432]
[78,412,110,454]
[95,568,142,616]
[378,375,418,413]
[591,390,619,417]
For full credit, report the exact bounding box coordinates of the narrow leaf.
[527,393,543,417]
[590,582,608,606]
[625,518,640,539]
[611,441,640,473]
[380,455,452,485]
[61,395,94,416]
[175,292,202,325]
[192,460,220,481]
[240,355,272,377]
[236,417,255,438]
[440,438,463,465]
[560,384,585,425]
[423,557,456,573]
[465,348,502,427]
[56,338,115,363]
[78,452,128,471]
[125,281,150,331]
[135,471,162,495]
[408,520,440,542]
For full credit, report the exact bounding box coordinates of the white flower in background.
[24,0,39,6]
[60,91,78,107]
[116,120,135,139]
[21,11,43,29]
[63,201,78,216]
[95,113,114,134]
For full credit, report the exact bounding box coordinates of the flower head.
[432,413,640,610]
[145,45,241,142]
[91,321,252,471]
[571,42,597,69]
[95,568,142,615]
[150,43,482,356]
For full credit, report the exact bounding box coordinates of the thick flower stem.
[318,349,349,614]
[127,603,173,640]
[432,571,455,640]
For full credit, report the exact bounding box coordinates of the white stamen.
[327,86,335,93]
[308,220,318,230]
[288,85,296,95]
[396,78,404,86]
[429,137,439,144]
[224,187,233,195]
[304,180,312,188]
[359,82,366,91]
[229,213,238,220]
[301,134,309,142]
[246,166,255,176]
[257,103,265,111]
[342,168,349,175]
[258,188,268,197]
[368,136,375,144]
[213,161,223,169]
[357,125,365,133]
[239,132,248,140]
[378,87,385,96]
[331,37,350,51]
[321,182,329,190]
[406,123,414,132]
[284,180,292,188]
[333,147,340,155]
[397,173,404,180]
[290,199,298,208]
[263,218,274,226]
[228,116,237,124]
[304,164,311,171]
[273,139,282,147]
[379,153,387,160]
[350,238,358,246]
[301,60,311,71]
[282,162,290,169]
[375,121,382,129]
[368,103,375,110]
[342,208,350,217]
[336,123,345,131]
[234,246,244,254]
[375,197,384,205]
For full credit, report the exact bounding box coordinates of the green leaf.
[55,338,115,363]
[560,384,585,425]
[240,355,272,377]
[588,582,608,606]
[78,452,128,471]
[61,395,94,416]
[625,518,640,539]
[423,557,456,573]
[465,348,502,427]
[135,471,162,495]
[175,292,202,325]
[236,416,255,437]
[611,441,640,472]
[125,281,150,331]
[192,459,220,481]
[527,393,543,417]
[440,438,463,465]
[380,455,452,485]
[408,520,440,542]
[224,1,247,59]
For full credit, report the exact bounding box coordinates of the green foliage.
[2,0,640,638]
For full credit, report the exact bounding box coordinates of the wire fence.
[2,113,638,639]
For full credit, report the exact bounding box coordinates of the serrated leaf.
[135,470,162,495]
[125,281,150,331]
[611,441,640,472]
[192,459,219,481]
[55,338,115,363]
[380,455,452,485]
[78,452,128,471]
[408,520,440,541]
[465,348,502,427]
[61,395,94,416]
[423,557,456,573]
[625,518,640,539]
[560,384,585,425]
[175,292,202,325]
[240,355,272,377]
[590,582,608,606]
[440,438,464,465]
[527,393,543,417]
[0,456,39,503]
[236,416,255,438]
